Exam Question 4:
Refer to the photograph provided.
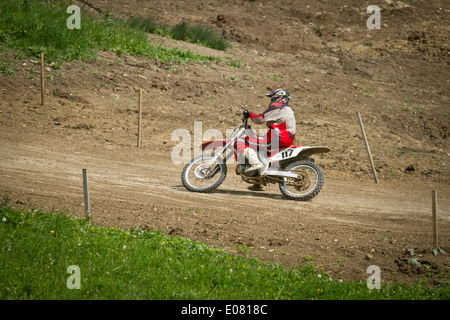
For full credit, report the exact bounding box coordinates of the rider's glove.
[243,109,251,119]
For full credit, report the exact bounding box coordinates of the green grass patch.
[1,199,448,300]
[170,22,228,51]
[0,0,218,64]
[125,16,229,51]
[125,16,170,36]
[0,60,17,76]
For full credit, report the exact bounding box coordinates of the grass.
[1,199,448,300]
[0,60,17,76]
[125,16,229,51]
[0,0,218,64]
[170,22,229,51]
[360,89,374,98]
[125,16,170,36]
[400,105,409,111]
[225,58,242,68]
[269,73,283,82]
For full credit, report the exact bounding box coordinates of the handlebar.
[241,110,251,129]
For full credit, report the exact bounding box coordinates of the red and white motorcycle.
[181,111,330,201]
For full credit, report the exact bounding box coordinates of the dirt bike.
[181,111,330,201]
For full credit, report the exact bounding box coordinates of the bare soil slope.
[0,0,449,284]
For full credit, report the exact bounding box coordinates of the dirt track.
[1,125,448,284]
[0,0,449,284]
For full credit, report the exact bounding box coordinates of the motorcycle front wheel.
[181,154,227,193]
[279,160,324,201]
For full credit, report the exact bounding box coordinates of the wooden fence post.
[357,112,378,183]
[82,169,90,219]
[432,190,438,248]
[40,53,45,106]
[137,89,143,148]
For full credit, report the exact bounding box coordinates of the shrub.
[171,22,229,51]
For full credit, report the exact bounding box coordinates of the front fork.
[204,126,245,170]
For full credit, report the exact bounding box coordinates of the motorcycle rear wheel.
[181,154,227,193]
[279,160,324,201]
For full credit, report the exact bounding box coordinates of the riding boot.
[243,148,264,174]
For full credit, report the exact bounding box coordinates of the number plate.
[270,147,303,162]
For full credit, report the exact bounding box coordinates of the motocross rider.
[239,89,296,191]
